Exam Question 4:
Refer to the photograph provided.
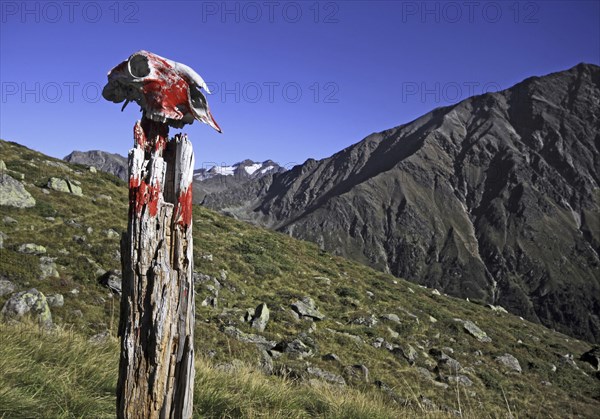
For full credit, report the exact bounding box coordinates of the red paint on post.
[175,186,193,228]
[134,121,147,148]
[147,182,161,217]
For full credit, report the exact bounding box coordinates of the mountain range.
[202,63,600,343]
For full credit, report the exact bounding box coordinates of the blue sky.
[1,0,599,169]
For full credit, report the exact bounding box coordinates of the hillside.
[203,63,600,344]
[1,139,599,417]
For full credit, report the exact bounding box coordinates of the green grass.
[1,139,599,417]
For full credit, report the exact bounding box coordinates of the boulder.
[201,296,218,308]
[291,297,325,321]
[251,303,270,332]
[1,288,52,327]
[98,270,122,295]
[446,375,473,386]
[322,353,341,362]
[17,243,46,255]
[0,278,16,297]
[461,320,492,343]
[0,173,35,208]
[381,313,401,324]
[46,294,64,307]
[393,344,418,365]
[89,331,111,344]
[47,177,83,196]
[350,314,378,327]
[39,257,59,279]
[343,364,369,384]
[496,353,522,373]
[307,366,346,386]
[104,229,120,239]
[223,326,276,351]
[3,216,17,225]
[272,338,313,359]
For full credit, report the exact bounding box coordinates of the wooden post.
[117,118,195,419]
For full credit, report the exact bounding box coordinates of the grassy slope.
[0,139,599,417]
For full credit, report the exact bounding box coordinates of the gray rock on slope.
[0,173,35,208]
[0,278,16,297]
[1,288,52,327]
[202,63,600,343]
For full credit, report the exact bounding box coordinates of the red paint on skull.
[103,50,222,132]
[175,186,193,228]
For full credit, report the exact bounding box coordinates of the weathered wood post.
[102,50,221,419]
[117,118,195,418]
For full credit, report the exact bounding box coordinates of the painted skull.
[102,50,221,132]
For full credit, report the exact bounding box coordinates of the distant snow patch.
[244,163,262,175]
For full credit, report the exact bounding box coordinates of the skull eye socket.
[128,54,151,78]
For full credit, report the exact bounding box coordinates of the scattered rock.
[223,326,276,351]
[89,166,97,173]
[0,278,16,297]
[98,270,122,295]
[387,326,399,339]
[272,339,313,359]
[47,177,82,196]
[44,160,72,171]
[381,313,401,324]
[393,344,418,365]
[372,337,385,349]
[201,296,218,308]
[431,289,441,296]
[201,253,213,261]
[486,304,509,314]
[461,319,492,343]
[89,331,110,344]
[343,364,369,384]
[291,297,325,321]
[322,353,341,362]
[0,173,36,208]
[46,294,64,307]
[0,231,6,249]
[259,349,273,375]
[560,354,579,369]
[1,288,52,327]
[251,303,270,332]
[446,375,473,386]
[431,349,462,376]
[496,353,522,373]
[104,229,120,239]
[3,216,17,225]
[307,366,346,386]
[374,380,410,406]
[17,243,46,255]
[580,346,600,371]
[39,257,59,279]
[350,314,378,327]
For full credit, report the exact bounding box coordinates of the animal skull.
[102,50,221,132]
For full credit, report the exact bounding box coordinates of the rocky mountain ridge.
[203,63,600,343]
